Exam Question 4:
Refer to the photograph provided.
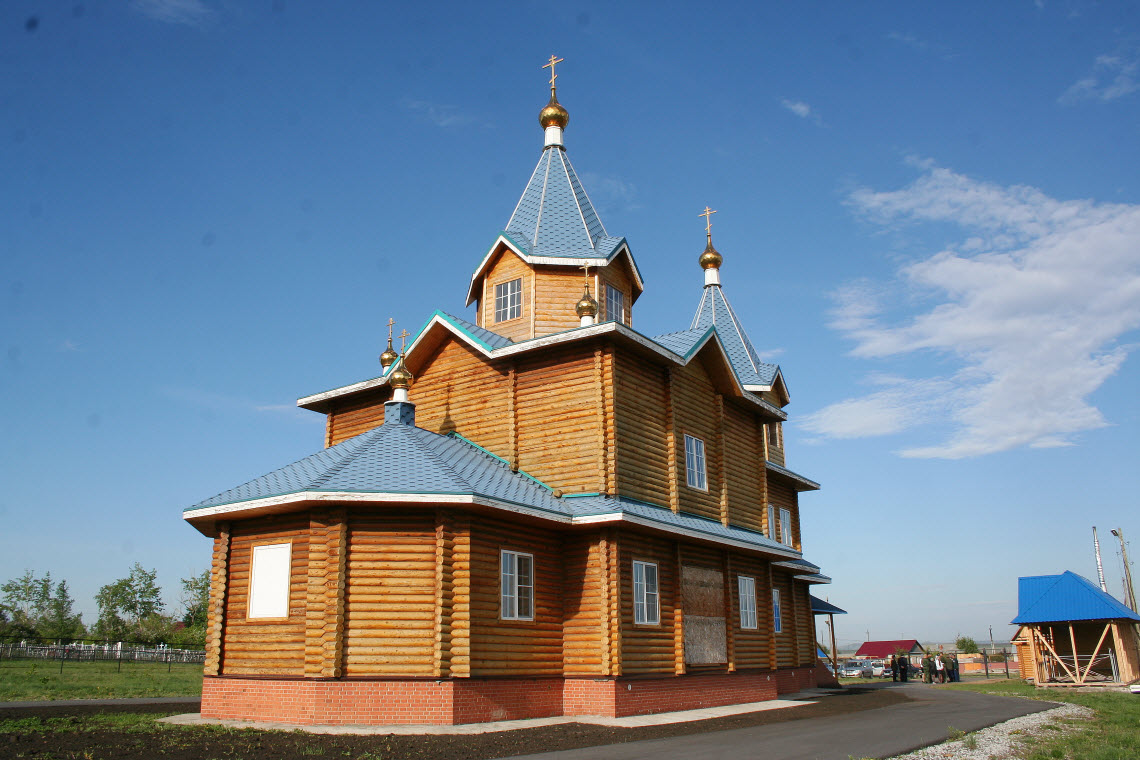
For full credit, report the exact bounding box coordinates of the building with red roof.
[855,640,925,663]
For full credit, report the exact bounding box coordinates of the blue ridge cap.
[1011,571,1140,625]
[433,310,514,350]
[690,285,779,388]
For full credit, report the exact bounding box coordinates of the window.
[767,504,776,540]
[494,278,522,322]
[767,422,781,448]
[500,549,534,620]
[248,542,291,619]
[772,588,782,633]
[633,560,659,625]
[738,576,758,630]
[779,508,793,547]
[684,434,707,491]
[605,283,625,324]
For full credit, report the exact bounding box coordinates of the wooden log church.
[184,60,832,725]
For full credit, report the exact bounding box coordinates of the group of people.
[886,652,959,683]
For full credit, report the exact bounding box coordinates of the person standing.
[899,655,909,682]
[922,653,934,683]
[935,653,946,683]
[889,654,898,682]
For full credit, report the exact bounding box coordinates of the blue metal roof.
[1011,571,1140,624]
[186,407,824,574]
[810,595,847,615]
[689,285,780,388]
[433,310,515,350]
[504,146,626,260]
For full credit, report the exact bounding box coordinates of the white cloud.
[131,0,213,26]
[1059,53,1139,104]
[781,99,821,125]
[404,100,473,128]
[807,162,1140,458]
[580,172,639,213]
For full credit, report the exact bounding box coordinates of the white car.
[870,659,887,676]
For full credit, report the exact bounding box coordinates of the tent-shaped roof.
[683,284,783,394]
[854,640,924,658]
[1011,571,1140,625]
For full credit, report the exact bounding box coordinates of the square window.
[248,543,291,619]
[772,588,782,633]
[633,560,659,625]
[605,283,625,324]
[779,508,793,547]
[738,576,757,630]
[494,278,522,322]
[500,549,534,620]
[684,434,707,491]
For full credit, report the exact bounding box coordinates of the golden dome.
[388,358,413,389]
[379,340,398,369]
[539,89,569,130]
[699,239,723,270]
[575,288,599,317]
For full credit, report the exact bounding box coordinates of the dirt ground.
[1,687,910,760]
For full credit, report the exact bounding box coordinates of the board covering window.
[494,278,522,322]
[738,575,758,630]
[500,549,534,620]
[779,508,793,547]
[633,560,659,625]
[772,588,782,633]
[248,542,292,619]
[684,434,707,491]
[605,283,625,324]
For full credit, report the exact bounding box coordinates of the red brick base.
[201,668,820,725]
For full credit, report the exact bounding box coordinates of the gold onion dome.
[575,288,599,317]
[379,340,399,369]
[539,89,569,130]
[388,358,413,389]
[699,238,723,270]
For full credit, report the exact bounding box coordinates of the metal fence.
[0,638,204,672]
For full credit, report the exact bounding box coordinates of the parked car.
[840,660,873,678]
[870,659,887,676]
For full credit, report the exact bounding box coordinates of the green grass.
[0,658,204,701]
[948,680,1140,760]
[0,712,168,734]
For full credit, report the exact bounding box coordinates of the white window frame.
[633,560,659,625]
[684,434,707,491]
[248,542,292,619]
[494,278,522,323]
[605,283,625,324]
[500,549,534,621]
[779,508,793,547]
[767,504,777,540]
[738,575,758,630]
[772,588,783,634]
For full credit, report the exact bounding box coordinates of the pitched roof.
[810,595,847,615]
[1011,571,1140,625]
[854,640,924,658]
[688,285,781,392]
[185,405,827,583]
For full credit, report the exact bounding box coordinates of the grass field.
[0,659,203,701]
[950,680,1140,760]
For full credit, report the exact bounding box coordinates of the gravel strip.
[887,702,1093,760]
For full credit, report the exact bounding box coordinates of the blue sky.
[3,0,1138,650]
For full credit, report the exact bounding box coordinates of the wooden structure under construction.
[184,64,831,725]
[1011,571,1140,686]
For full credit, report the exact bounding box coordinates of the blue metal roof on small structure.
[809,595,847,615]
[688,285,781,390]
[1011,571,1140,625]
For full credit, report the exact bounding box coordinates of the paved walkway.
[503,684,1057,760]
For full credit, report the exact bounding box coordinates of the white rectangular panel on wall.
[248,542,292,618]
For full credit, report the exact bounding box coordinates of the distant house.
[1011,571,1140,685]
[855,639,925,666]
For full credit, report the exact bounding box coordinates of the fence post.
[60,647,66,675]
[1003,648,1010,679]
[983,649,990,678]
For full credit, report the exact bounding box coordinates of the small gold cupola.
[388,329,413,402]
[379,318,399,369]
[698,206,723,286]
[540,55,568,148]
[575,265,599,326]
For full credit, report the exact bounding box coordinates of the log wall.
[326,388,392,447]
[728,551,772,669]
[670,360,723,522]
[410,339,511,453]
[221,516,310,676]
[619,530,678,675]
[768,480,801,551]
[771,570,795,668]
[723,402,766,534]
[613,352,670,507]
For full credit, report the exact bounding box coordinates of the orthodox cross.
[580,263,593,294]
[386,317,395,343]
[543,55,564,88]
[397,329,410,354]
[699,206,717,238]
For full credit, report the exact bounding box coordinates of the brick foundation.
[201,667,820,725]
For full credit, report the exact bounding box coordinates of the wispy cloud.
[886,31,956,60]
[404,99,475,128]
[162,387,320,424]
[131,0,213,26]
[802,161,1140,458]
[1059,53,1139,104]
[781,99,822,125]
[580,172,639,213]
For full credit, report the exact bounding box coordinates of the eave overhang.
[298,312,787,421]
[765,461,820,492]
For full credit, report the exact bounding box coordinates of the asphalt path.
[500,683,1057,760]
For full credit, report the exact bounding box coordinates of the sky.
[3,0,1139,651]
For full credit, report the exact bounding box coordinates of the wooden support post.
[204,522,230,676]
[1080,622,1112,683]
[1033,627,1076,681]
[1068,623,1081,683]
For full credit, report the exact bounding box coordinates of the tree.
[173,570,210,648]
[0,570,52,636]
[96,563,165,642]
[955,635,979,654]
[38,580,86,641]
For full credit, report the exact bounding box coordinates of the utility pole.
[1093,527,1108,593]
[1111,529,1137,613]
